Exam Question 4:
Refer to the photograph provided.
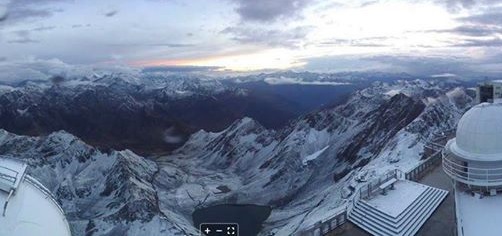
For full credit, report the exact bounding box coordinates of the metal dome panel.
[454,103,502,158]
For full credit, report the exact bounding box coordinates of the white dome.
[452,102,502,160]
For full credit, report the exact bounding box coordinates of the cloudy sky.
[1,0,502,79]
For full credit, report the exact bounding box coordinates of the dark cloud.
[304,54,492,77]
[4,7,53,23]
[7,30,39,44]
[5,25,54,44]
[435,0,475,12]
[12,0,68,4]
[460,11,502,26]
[71,24,91,28]
[32,26,56,31]
[455,38,502,47]
[430,25,502,37]
[426,7,502,42]
[233,0,309,22]
[431,0,502,13]
[222,26,312,48]
[7,38,39,43]
[363,55,481,77]
[0,5,6,21]
[146,43,195,47]
[107,42,195,48]
[104,10,118,17]
[49,75,65,84]
[3,0,67,24]
[319,37,391,47]
[141,65,222,73]
[360,1,379,7]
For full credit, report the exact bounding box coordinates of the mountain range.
[0,71,416,154]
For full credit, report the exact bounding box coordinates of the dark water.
[192,204,272,236]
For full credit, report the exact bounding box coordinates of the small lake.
[192,204,272,236]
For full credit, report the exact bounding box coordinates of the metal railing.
[298,209,348,236]
[405,150,442,181]
[442,151,502,186]
[358,169,402,200]
[297,169,400,235]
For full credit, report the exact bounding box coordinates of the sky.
[1,0,502,80]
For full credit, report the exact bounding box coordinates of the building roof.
[0,158,71,236]
[451,102,502,161]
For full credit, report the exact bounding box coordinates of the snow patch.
[16,108,29,116]
[384,89,402,97]
[302,145,329,165]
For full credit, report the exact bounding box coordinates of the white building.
[0,157,71,236]
[443,102,502,236]
[476,80,502,104]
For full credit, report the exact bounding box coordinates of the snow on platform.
[456,191,502,236]
[363,180,427,217]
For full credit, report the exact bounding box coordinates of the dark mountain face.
[0,85,189,154]
[0,86,290,154]
[0,72,451,155]
[339,93,426,164]
[0,73,358,155]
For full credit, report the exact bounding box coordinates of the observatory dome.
[450,102,502,160]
